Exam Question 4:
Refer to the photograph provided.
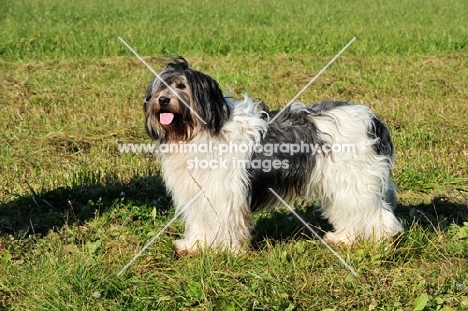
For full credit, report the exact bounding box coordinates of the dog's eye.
[176,83,186,90]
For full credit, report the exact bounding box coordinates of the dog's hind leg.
[318,156,403,245]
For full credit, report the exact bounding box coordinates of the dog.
[143,56,403,254]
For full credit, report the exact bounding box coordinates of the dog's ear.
[143,81,153,113]
[185,70,231,134]
[143,78,163,141]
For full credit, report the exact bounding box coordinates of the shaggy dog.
[143,57,402,254]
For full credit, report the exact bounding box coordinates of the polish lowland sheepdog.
[143,57,403,254]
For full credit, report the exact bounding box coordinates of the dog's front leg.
[174,187,253,255]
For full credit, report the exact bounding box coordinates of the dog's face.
[144,57,230,142]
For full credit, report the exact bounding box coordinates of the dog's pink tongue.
[160,113,174,125]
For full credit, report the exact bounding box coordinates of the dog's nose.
[158,96,170,106]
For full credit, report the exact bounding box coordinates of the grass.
[1,0,468,309]
[1,0,467,61]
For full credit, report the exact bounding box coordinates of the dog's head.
[143,57,231,142]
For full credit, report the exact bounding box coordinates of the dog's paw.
[174,239,200,256]
[323,232,355,246]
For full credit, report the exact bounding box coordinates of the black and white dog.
[144,57,402,254]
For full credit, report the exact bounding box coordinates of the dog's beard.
[145,94,198,143]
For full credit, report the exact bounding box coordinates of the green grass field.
[1,0,467,309]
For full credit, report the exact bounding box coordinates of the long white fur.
[303,104,403,244]
[159,96,268,253]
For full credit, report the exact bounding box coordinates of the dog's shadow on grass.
[1,175,467,243]
[396,196,468,230]
[251,205,331,250]
[0,173,170,238]
[252,195,468,249]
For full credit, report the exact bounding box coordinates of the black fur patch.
[248,106,323,211]
[368,115,394,157]
[247,100,394,210]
